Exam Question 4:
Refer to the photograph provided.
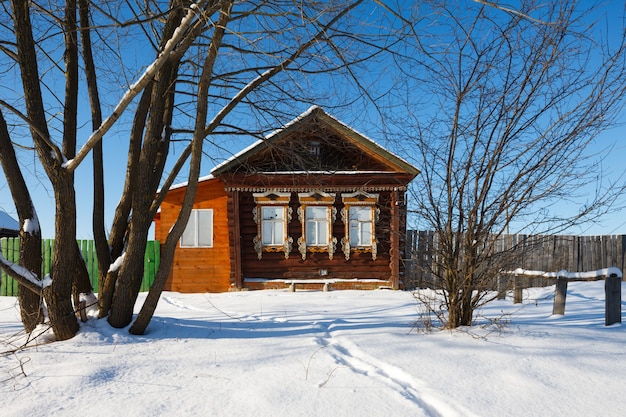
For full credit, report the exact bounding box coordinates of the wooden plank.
[553,277,568,315]
[617,235,626,280]
[10,237,19,296]
[1,238,9,296]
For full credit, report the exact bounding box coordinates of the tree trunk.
[107,225,151,328]
[0,110,44,332]
[47,175,81,340]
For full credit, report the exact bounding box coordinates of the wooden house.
[154,106,419,292]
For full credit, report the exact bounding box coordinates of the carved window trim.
[297,191,337,260]
[252,191,293,260]
[341,192,379,260]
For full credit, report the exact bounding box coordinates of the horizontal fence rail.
[404,231,625,290]
[0,238,160,296]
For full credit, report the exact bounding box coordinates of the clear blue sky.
[1,0,625,238]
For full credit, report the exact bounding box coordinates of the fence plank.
[406,232,626,289]
[0,238,160,297]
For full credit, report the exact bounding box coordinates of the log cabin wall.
[236,188,400,288]
[157,178,232,292]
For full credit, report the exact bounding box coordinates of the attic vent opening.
[309,141,321,156]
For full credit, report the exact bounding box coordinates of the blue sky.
[1,0,625,238]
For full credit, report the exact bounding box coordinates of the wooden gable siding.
[242,129,392,173]
[157,178,231,293]
[236,189,399,285]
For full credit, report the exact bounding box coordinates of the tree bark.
[0,109,43,332]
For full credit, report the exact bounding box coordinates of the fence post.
[513,274,523,304]
[552,275,568,315]
[497,273,507,300]
[605,273,622,326]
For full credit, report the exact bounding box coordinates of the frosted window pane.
[360,222,372,245]
[318,222,328,244]
[349,206,373,247]
[263,207,283,220]
[262,206,284,246]
[181,213,196,246]
[305,206,329,245]
[306,221,317,243]
[197,210,213,247]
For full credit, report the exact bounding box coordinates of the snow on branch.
[0,252,51,294]
[506,267,623,279]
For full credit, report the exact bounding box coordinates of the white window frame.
[253,191,293,259]
[341,192,379,260]
[349,206,373,247]
[297,192,337,260]
[305,205,330,247]
[261,206,287,246]
[180,209,214,248]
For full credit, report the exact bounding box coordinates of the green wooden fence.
[0,238,160,296]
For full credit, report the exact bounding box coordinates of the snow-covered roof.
[166,174,215,192]
[211,106,420,176]
[0,210,19,231]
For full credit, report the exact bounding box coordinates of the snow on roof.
[0,210,19,231]
[166,174,215,192]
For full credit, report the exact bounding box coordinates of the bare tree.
[0,0,401,338]
[388,0,626,328]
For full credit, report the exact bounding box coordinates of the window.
[180,209,213,248]
[297,192,337,260]
[305,206,329,246]
[253,192,293,259]
[309,140,321,156]
[341,192,379,260]
[261,206,285,246]
[349,206,373,247]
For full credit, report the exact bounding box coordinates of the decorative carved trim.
[284,236,293,259]
[253,235,262,260]
[372,238,378,261]
[341,237,350,260]
[297,236,307,260]
[329,237,337,260]
[297,206,304,224]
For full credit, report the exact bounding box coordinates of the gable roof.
[211,106,420,177]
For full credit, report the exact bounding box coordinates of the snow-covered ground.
[1,283,624,417]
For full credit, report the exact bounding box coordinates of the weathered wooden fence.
[404,231,626,290]
[0,238,160,296]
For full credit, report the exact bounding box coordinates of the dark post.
[513,274,523,304]
[497,273,507,300]
[605,273,622,326]
[552,276,568,315]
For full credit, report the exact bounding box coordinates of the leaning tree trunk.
[18,227,44,332]
[0,109,43,332]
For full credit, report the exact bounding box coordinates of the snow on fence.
[404,231,625,290]
[500,267,622,326]
[0,238,160,296]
